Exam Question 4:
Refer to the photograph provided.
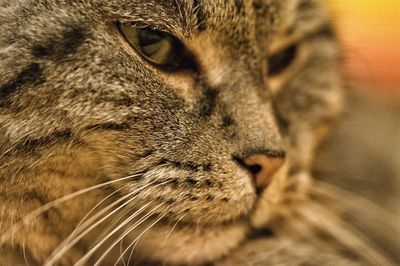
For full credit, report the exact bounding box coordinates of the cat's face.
[0,0,343,265]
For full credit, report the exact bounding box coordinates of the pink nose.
[244,154,285,193]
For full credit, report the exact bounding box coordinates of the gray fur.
[2,0,394,265]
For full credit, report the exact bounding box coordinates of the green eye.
[119,23,180,67]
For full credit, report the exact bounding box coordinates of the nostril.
[233,151,285,194]
[233,155,261,175]
[246,154,285,193]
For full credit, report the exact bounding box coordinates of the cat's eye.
[268,44,298,76]
[119,23,181,68]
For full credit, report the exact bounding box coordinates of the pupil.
[138,30,164,46]
[268,44,298,76]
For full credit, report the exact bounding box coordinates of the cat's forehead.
[99,0,326,46]
[191,0,282,36]
[102,0,300,37]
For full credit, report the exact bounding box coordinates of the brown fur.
[0,0,396,265]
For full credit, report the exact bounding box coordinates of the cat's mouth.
[121,197,254,236]
[107,156,281,264]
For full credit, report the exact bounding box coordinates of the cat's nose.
[243,153,285,193]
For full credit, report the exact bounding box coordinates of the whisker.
[74,177,174,266]
[50,181,157,249]
[125,198,189,265]
[44,186,148,266]
[95,207,132,245]
[283,214,333,253]
[73,201,156,266]
[46,178,173,265]
[22,240,28,265]
[296,201,396,265]
[161,212,188,247]
[88,202,164,266]
[119,235,128,266]
[248,239,293,264]
[116,212,161,266]
[75,184,129,230]
[91,180,172,245]
[57,185,131,263]
[116,212,168,266]
[311,180,400,225]
[0,173,142,245]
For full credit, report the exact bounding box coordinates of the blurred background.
[328,0,400,98]
[322,0,400,208]
[314,1,400,259]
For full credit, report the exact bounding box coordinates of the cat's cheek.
[130,223,248,265]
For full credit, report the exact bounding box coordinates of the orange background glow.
[328,0,400,96]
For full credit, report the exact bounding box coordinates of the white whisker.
[73,178,174,266]
[22,240,28,265]
[162,212,187,247]
[95,207,132,244]
[311,180,400,225]
[91,180,172,245]
[116,212,169,266]
[126,199,188,265]
[283,214,332,252]
[1,173,141,245]
[45,177,169,265]
[76,184,129,229]
[297,201,395,266]
[44,187,146,266]
[249,239,292,263]
[88,202,164,266]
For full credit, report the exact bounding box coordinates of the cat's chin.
[127,221,248,265]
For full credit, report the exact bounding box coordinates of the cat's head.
[0,0,343,264]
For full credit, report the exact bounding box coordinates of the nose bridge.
[188,33,283,151]
[227,80,284,151]
[211,65,284,153]
[188,31,263,90]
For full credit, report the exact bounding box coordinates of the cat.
[0,0,397,265]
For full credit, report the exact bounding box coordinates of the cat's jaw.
[127,221,248,265]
